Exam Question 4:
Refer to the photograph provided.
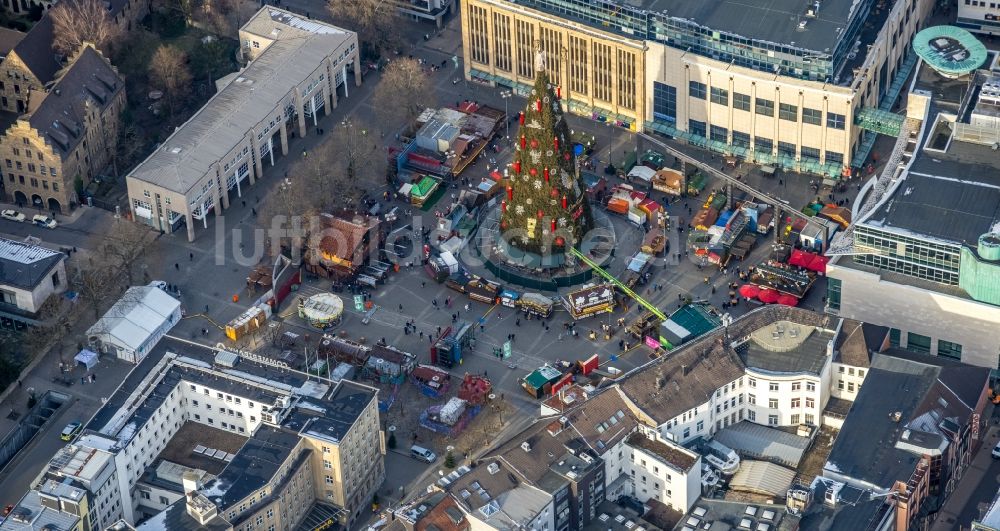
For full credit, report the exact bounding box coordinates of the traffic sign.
[353,295,364,311]
[502,341,512,359]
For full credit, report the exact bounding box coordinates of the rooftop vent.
[521,441,531,452]
[890,411,902,422]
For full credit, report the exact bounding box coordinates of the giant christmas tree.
[500,51,592,254]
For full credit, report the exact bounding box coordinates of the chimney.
[681,364,690,376]
[181,471,201,496]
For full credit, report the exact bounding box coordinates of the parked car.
[32,215,57,229]
[60,421,82,441]
[992,441,1000,459]
[0,209,25,222]
[409,445,437,463]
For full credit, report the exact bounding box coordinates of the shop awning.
[776,294,800,307]
[739,284,760,299]
[758,289,780,304]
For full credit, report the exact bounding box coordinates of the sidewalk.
[929,415,1000,531]
[0,198,91,225]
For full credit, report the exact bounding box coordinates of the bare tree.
[110,122,143,178]
[148,45,193,116]
[71,258,125,320]
[326,0,400,58]
[329,120,382,199]
[102,220,154,285]
[50,0,122,56]
[372,59,432,133]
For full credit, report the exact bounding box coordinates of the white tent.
[627,165,656,183]
[86,286,182,363]
[74,349,99,370]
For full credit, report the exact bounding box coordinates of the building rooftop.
[0,489,81,531]
[673,500,797,531]
[26,46,123,159]
[127,28,354,194]
[913,26,989,77]
[200,425,302,509]
[298,380,377,444]
[0,27,25,58]
[136,498,231,531]
[9,15,59,85]
[626,433,697,472]
[832,319,886,367]
[712,421,810,468]
[737,322,832,376]
[0,237,64,290]
[621,306,831,424]
[823,358,937,490]
[863,170,1000,247]
[798,480,892,530]
[533,0,858,55]
[241,6,349,39]
[583,500,661,531]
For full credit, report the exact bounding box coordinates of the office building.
[461,0,936,175]
[0,338,384,531]
[826,43,1000,369]
[958,0,1000,35]
[126,8,360,241]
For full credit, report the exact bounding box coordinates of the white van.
[410,445,437,463]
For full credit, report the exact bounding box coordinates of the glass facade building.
[852,225,962,285]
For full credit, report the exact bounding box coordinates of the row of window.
[746,377,816,392]
[6,159,55,176]
[687,120,841,162]
[837,366,866,377]
[747,394,816,409]
[686,80,846,128]
[7,173,59,191]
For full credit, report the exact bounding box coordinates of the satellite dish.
[388,425,397,432]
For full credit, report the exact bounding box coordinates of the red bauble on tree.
[553,136,559,150]
[543,168,549,182]
[537,209,544,219]
[501,200,507,212]
[564,153,571,160]
[529,168,537,176]
[536,99,542,112]
[513,161,521,173]
[520,136,526,149]
[530,139,539,149]
[507,186,513,200]
[550,188,559,198]
[555,236,565,246]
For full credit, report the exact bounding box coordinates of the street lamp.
[500,90,513,146]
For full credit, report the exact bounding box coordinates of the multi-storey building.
[0,44,125,212]
[461,0,936,175]
[127,7,361,241]
[0,236,66,323]
[0,338,385,531]
[826,57,1000,370]
[958,0,1000,35]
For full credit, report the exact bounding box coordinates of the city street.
[0,4,875,524]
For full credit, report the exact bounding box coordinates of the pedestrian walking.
[399,303,403,311]
[515,318,520,327]
[189,252,194,261]
[175,263,180,270]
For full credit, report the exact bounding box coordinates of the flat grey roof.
[127,32,352,195]
[542,0,858,53]
[864,171,1000,247]
[737,328,832,375]
[824,360,937,490]
[712,421,811,468]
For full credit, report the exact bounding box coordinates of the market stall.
[298,292,344,329]
[562,283,615,319]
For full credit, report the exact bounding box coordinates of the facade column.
[217,167,230,209]
[186,210,195,242]
[354,53,362,87]
[294,87,307,138]
[343,66,349,98]
[236,170,242,198]
[279,121,289,155]
[269,137,275,166]
[249,132,261,183]
[324,86,331,116]
[311,95,318,126]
